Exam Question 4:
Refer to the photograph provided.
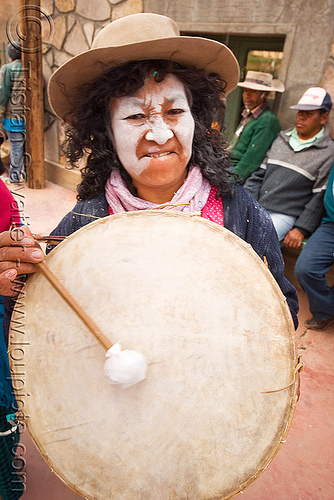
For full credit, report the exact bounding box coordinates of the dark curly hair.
[62,59,233,200]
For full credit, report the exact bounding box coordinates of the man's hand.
[0,226,44,296]
[283,228,305,249]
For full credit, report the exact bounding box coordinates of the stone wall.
[41,0,143,186]
[40,0,334,187]
[0,0,20,58]
[321,36,334,139]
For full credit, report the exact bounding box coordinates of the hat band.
[244,78,271,87]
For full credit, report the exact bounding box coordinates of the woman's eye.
[168,108,184,116]
[125,113,145,120]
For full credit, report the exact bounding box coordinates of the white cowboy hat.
[48,13,240,123]
[237,70,285,93]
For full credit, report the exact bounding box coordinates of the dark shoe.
[305,316,334,330]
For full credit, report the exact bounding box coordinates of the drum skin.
[10,211,298,499]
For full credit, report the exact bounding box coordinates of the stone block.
[321,39,334,140]
[45,48,54,68]
[42,42,51,55]
[43,56,53,84]
[55,0,75,13]
[64,22,89,56]
[41,15,55,48]
[83,22,95,47]
[41,0,54,16]
[50,15,67,51]
[67,14,76,31]
[53,48,72,68]
[112,0,143,21]
[76,0,111,21]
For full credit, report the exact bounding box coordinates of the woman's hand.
[0,226,44,296]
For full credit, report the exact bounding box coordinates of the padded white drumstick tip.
[104,343,147,389]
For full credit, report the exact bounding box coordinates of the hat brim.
[237,80,285,93]
[290,104,325,110]
[48,37,240,123]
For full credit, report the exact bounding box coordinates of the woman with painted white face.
[0,13,298,326]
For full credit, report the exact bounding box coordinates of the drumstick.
[35,260,147,389]
[36,261,112,350]
[33,235,65,246]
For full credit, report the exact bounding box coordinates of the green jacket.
[231,107,281,181]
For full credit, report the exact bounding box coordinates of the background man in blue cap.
[244,87,334,249]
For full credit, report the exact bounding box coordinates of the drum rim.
[10,210,299,499]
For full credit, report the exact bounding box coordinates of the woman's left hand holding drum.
[0,226,43,296]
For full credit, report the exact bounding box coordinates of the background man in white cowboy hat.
[244,87,334,249]
[230,70,285,183]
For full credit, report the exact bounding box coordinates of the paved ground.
[4,179,334,500]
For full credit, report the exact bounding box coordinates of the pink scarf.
[105,166,211,214]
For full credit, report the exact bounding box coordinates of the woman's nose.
[145,117,174,144]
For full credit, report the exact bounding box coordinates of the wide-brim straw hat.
[237,70,285,93]
[48,13,240,124]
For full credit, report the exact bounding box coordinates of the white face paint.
[110,74,195,200]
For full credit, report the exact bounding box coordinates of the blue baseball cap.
[290,87,332,112]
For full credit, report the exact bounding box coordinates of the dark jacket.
[244,128,334,236]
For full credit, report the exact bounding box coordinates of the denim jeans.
[267,211,297,241]
[6,131,25,183]
[294,222,334,319]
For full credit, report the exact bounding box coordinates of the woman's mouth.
[145,152,173,158]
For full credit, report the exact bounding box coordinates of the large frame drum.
[10,211,298,499]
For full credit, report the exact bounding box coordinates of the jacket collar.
[281,126,331,149]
